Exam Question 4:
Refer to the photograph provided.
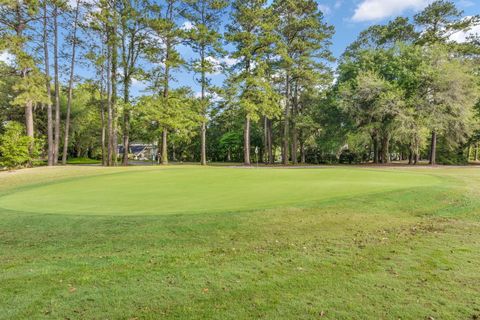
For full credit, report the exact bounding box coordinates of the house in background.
[118,144,158,161]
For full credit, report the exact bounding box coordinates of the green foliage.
[414,0,479,45]
[137,88,201,139]
[226,0,281,122]
[0,122,37,169]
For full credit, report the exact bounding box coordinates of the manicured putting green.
[0,167,440,215]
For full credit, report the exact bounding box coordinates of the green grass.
[66,157,102,165]
[1,166,480,319]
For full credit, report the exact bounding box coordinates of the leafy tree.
[0,0,47,156]
[118,0,149,165]
[61,0,82,164]
[414,0,479,45]
[146,0,185,164]
[339,69,404,163]
[418,45,479,164]
[0,121,39,168]
[182,0,227,165]
[226,0,281,165]
[136,88,201,162]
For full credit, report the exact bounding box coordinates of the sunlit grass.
[0,166,479,319]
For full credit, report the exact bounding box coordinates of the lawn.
[0,166,479,319]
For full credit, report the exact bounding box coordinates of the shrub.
[0,121,36,169]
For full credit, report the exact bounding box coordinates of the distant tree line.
[0,0,479,168]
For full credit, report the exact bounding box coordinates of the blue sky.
[137,0,479,98]
[0,0,476,99]
[324,0,479,57]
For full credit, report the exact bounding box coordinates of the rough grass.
[0,166,479,319]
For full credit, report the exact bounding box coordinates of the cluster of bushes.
[0,122,40,170]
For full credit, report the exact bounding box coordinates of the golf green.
[0,167,441,215]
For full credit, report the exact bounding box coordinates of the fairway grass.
[1,166,480,319]
[0,167,440,215]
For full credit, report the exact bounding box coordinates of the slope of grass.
[0,167,440,215]
[0,166,479,319]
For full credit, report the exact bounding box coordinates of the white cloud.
[220,56,238,68]
[318,4,331,15]
[195,91,221,102]
[181,21,195,31]
[0,51,15,66]
[68,0,96,9]
[352,0,432,22]
[202,56,238,75]
[450,19,480,43]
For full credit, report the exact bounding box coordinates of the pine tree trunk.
[62,0,80,165]
[25,101,34,154]
[200,121,206,165]
[263,116,268,163]
[267,118,273,164]
[121,107,129,166]
[53,4,60,165]
[122,66,130,166]
[111,29,118,166]
[291,123,297,164]
[429,131,437,165]
[14,2,34,161]
[291,83,299,165]
[244,115,251,166]
[161,129,168,165]
[101,101,106,166]
[43,1,54,166]
[282,74,290,165]
[372,132,379,164]
[300,133,305,164]
[106,34,113,166]
[200,43,207,166]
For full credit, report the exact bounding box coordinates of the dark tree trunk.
[100,41,106,166]
[267,118,274,164]
[43,1,54,166]
[106,32,113,166]
[53,4,60,165]
[101,100,106,166]
[14,2,34,161]
[200,42,207,166]
[300,133,305,164]
[122,74,130,166]
[291,82,299,165]
[200,121,206,165]
[111,28,118,166]
[372,133,379,164]
[381,133,390,164]
[429,131,437,165]
[282,74,290,165]
[62,0,80,165]
[475,144,479,161]
[244,115,251,166]
[263,116,268,163]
